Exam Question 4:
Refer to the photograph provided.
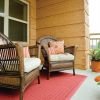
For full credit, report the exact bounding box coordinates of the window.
[0,0,4,34]
[0,17,4,34]
[0,0,4,14]
[0,0,29,42]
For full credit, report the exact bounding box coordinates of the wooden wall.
[27,0,36,45]
[36,0,89,69]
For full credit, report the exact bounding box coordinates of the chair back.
[0,33,20,75]
[37,36,57,63]
[0,33,13,45]
[37,36,57,47]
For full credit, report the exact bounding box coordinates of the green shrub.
[90,49,100,61]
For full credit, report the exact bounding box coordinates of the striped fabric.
[48,40,64,54]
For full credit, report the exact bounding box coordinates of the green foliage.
[90,41,100,61]
[97,41,100,48]
[90,49,100,61]
[97,82,100,85]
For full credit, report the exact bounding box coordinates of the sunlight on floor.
[63,69,100,100]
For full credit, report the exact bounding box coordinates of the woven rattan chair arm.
[15,43,24,77]
[29,45,37,49]
[28,45,39,58]
[64,45,78,55]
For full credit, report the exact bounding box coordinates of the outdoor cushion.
[24,57,41,72]
[49,53,74,62]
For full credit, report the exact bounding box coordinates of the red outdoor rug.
[0,72,86,100]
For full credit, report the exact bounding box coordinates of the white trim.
[27,1,29,43]
[20,0,29,4]
[9,17,28,24]
[0,0,29,42]
[4,0,9,37]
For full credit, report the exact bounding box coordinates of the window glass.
[0,0,4,13]
[9,0,27,21]
[0,17,4,34]
[9,19,27,41]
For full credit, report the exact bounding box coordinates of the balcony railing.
[90,33,100,49]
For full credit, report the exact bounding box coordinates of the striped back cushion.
[48,40,64,54]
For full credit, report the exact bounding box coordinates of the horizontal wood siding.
[37,24,89,39]
[27,0,36,45]
[37,0,84,18]
[36,0,89,69]
[37,11,84,29]
[63,37,89,51]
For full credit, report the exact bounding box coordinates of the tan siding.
[30,29,36,40]
[30,7,36,19]
[37,0,65,8]
[75,50,89,69]
[29,40,36,45]
[84,24,89,38]
[37,0,89,69]
[37,11,84,29]
[75,64,87,70]
[63,37,89,51]
[30,18,36,29]
[85,11,89,26]
[37,0,84,18]
[75,50,89,64]
[37,24,86,38]
[27,0,36,45]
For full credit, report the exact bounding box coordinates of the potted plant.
[90,48,100,72]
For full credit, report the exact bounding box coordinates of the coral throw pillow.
[23,47,30,58]
[48,47,56,55]
[49,40,64,54]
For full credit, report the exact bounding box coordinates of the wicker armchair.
[37,36,78,79]
[0,33,41,100]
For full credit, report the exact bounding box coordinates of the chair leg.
[38,76,40,84]
[40,66,44,73]
[20,88,23,100]
[73,67,75,76]
[41,65,44,70]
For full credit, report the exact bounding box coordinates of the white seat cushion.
[24,57,41,72]
[49,53,74,62]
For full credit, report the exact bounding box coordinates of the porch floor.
[63,69,100,100]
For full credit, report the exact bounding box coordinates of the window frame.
[0,0,29,43]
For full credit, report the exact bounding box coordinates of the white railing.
[90,33,100,49]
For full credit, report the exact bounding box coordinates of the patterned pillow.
[49,40,64,47]
[49,40,64,54]
[48,47,56,55]
[23,47,30,58]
